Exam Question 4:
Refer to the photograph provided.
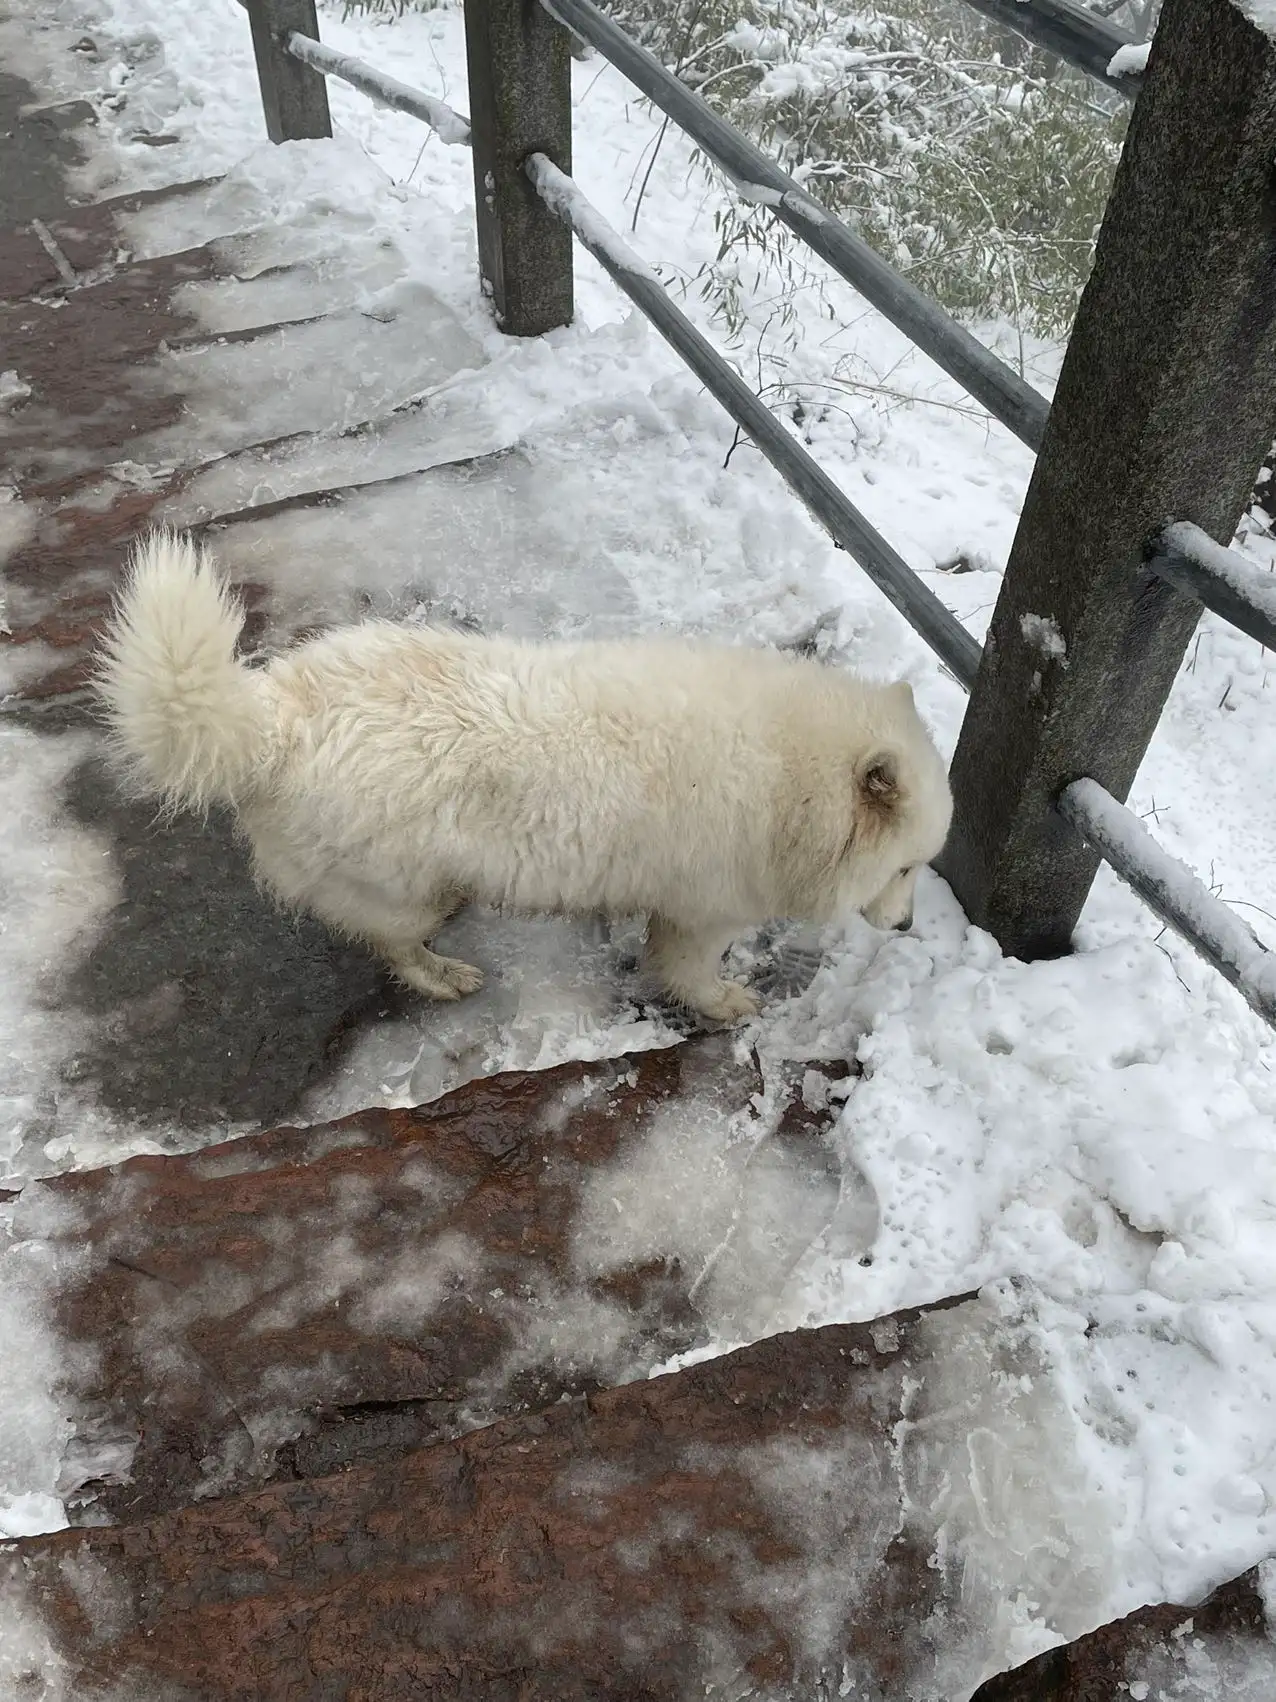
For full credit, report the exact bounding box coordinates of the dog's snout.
[893,914,913,933]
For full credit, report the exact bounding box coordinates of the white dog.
[95,531,952,1023]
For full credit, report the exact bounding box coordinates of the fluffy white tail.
[95,531,267,812]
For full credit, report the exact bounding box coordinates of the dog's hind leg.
[644,916,759,1024]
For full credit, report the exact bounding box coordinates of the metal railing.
[543,0,1050,453]
[524,153,983,687]
[1060,780,1276,1022]
[285,31,473,143]
[959,0,1145,93]
[1150,523,1276,653]
[241,0,1276,1030]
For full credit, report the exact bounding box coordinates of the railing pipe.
[284,31,472,143]
[527,151,984,688]
[1060,779,1276,1026]
[538,0,1050,453]
[1149,521,1276,653]
[957,0,1144,94]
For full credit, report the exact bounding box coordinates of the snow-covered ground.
[3,0,1276,1688]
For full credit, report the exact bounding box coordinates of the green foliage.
[339,0,442,16]
[332,0,1128,341]
[616,0,1128,342]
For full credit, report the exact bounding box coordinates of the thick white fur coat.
[95,531,952,1021]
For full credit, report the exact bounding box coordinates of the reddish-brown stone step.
[0,439,563,717]
[3,1292,976,1702]
[970,1563,1276,1699]
[0,172,487,711]
[3,242,250,489]
[0,178,222,302]
[11,1036,849,1524]
[6,281,483,496]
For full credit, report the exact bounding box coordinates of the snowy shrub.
[341,0,444,14]
[338,0,1127,341]
[613,0,1128,343]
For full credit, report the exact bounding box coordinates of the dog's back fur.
[96,530,952,1020]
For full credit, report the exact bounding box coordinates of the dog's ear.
[889,680,915,712]
[857,751,902,823]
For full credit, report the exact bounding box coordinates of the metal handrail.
[284,32,472,144]
[1149,521,1276,653]
[539,0,1051,453]
[957,0,1144,94]
[525,151,984,688]
[1060,780,1276,1025]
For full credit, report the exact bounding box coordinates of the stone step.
[14,1265,1270,1701]
[1,427,628,714]
[0,177,222,302]
[1,183,496,709]
[2,252,483,492]
[970,1565,1275,1700]
[9,1035,848,1524]
[5,1290,980,1701]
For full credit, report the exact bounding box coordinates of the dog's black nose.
[893,915,913,932]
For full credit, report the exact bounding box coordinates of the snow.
[1261,1556,1276,1627]
[727,177,786,209]
[0,371,33,413]
[1062,778,1276,1021]
[572,1071,842,1339]
[1232,0,1276,41]
[1126,1627,1276,1698]
[1162,519,1276,628]
[1107,41,1151,77]
[0,732,125,1174]
[1020,609,1067,662]
[0,1236,78,1543]
[2,0,1276,1688]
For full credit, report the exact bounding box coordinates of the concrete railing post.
[244,0,332,144]
[941,0,1276,959]
[464,0,574,335]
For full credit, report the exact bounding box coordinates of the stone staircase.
[1,137,661,1133]
[2,41,1274,1702]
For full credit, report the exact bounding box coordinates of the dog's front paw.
[394,953,485,1001]
[693,978,761,1025]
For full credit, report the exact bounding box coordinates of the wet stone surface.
[0,68,92,234]
[7,1036,850,1524]
[970,1564,1276,1701]
[53,752,386,1132]
[4,1292,980,1702]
